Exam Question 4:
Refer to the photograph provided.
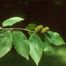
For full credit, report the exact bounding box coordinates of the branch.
[0,27,35,32]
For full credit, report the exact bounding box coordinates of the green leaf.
[39,34,55,55]
[46,31,65,46]
[43,40,55,55]
[0,30,12,58]
[29,34,43,66]
[26,23,37,35]
[13,31,30,60]
[2,17,24,27]
[26,23,37,31]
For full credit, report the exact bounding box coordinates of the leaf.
[43,40,55,55]
[2,17,24,27]
[13,30,30,60]
[46,31,65,46]
[39,34,55,56]
[26,23,37,35]
[26,23,37,31]
[29,34,43,66]
[0,30,12,58]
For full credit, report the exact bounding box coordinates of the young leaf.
[2,17,24,27]
[46,31,65,46]
[26,23,37,31]
[29,34,43,66]
[26,23,37,35]
[13,31,30,60]
[0,30,12,58]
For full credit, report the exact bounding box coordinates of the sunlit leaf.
[2,17,24,27]
[13,31,30,60]
[0,30,12,58]
[46,31,65,46]
[29,34,43,66]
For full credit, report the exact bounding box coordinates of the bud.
[35,25,43,33]
[41,27,49,33]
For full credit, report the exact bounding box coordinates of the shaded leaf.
[43,40,55,55]
[46,31,65,46]
[2,17,24,27]
[26,23,37,31]
[29,34,43,66]
[13,31,30,60]
[0,30,12,58]
[26,23,37,35]
[39,34,55,55]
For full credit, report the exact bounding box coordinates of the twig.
[0,27,35,32]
